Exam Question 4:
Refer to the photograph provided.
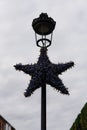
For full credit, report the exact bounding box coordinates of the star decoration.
[14,47,74,97]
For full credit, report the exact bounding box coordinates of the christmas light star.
[14,47,74,97]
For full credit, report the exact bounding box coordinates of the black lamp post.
[32,13,56,130]
[14,13,74,130]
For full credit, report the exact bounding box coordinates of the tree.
[70,103,87,130]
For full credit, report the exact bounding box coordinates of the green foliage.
[70,103,87,130]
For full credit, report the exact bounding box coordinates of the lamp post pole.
[41,84,46,130]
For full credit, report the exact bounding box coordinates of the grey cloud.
[0,0,87,130]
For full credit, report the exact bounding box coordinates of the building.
[0,115,16,130]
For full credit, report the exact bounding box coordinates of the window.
[6,124,11,130]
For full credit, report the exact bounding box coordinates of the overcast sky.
[0,0,87,130]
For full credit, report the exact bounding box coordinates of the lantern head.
[32,13,56,47]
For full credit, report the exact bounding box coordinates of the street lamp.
[14,13,74,130]
[32,13,56,47]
